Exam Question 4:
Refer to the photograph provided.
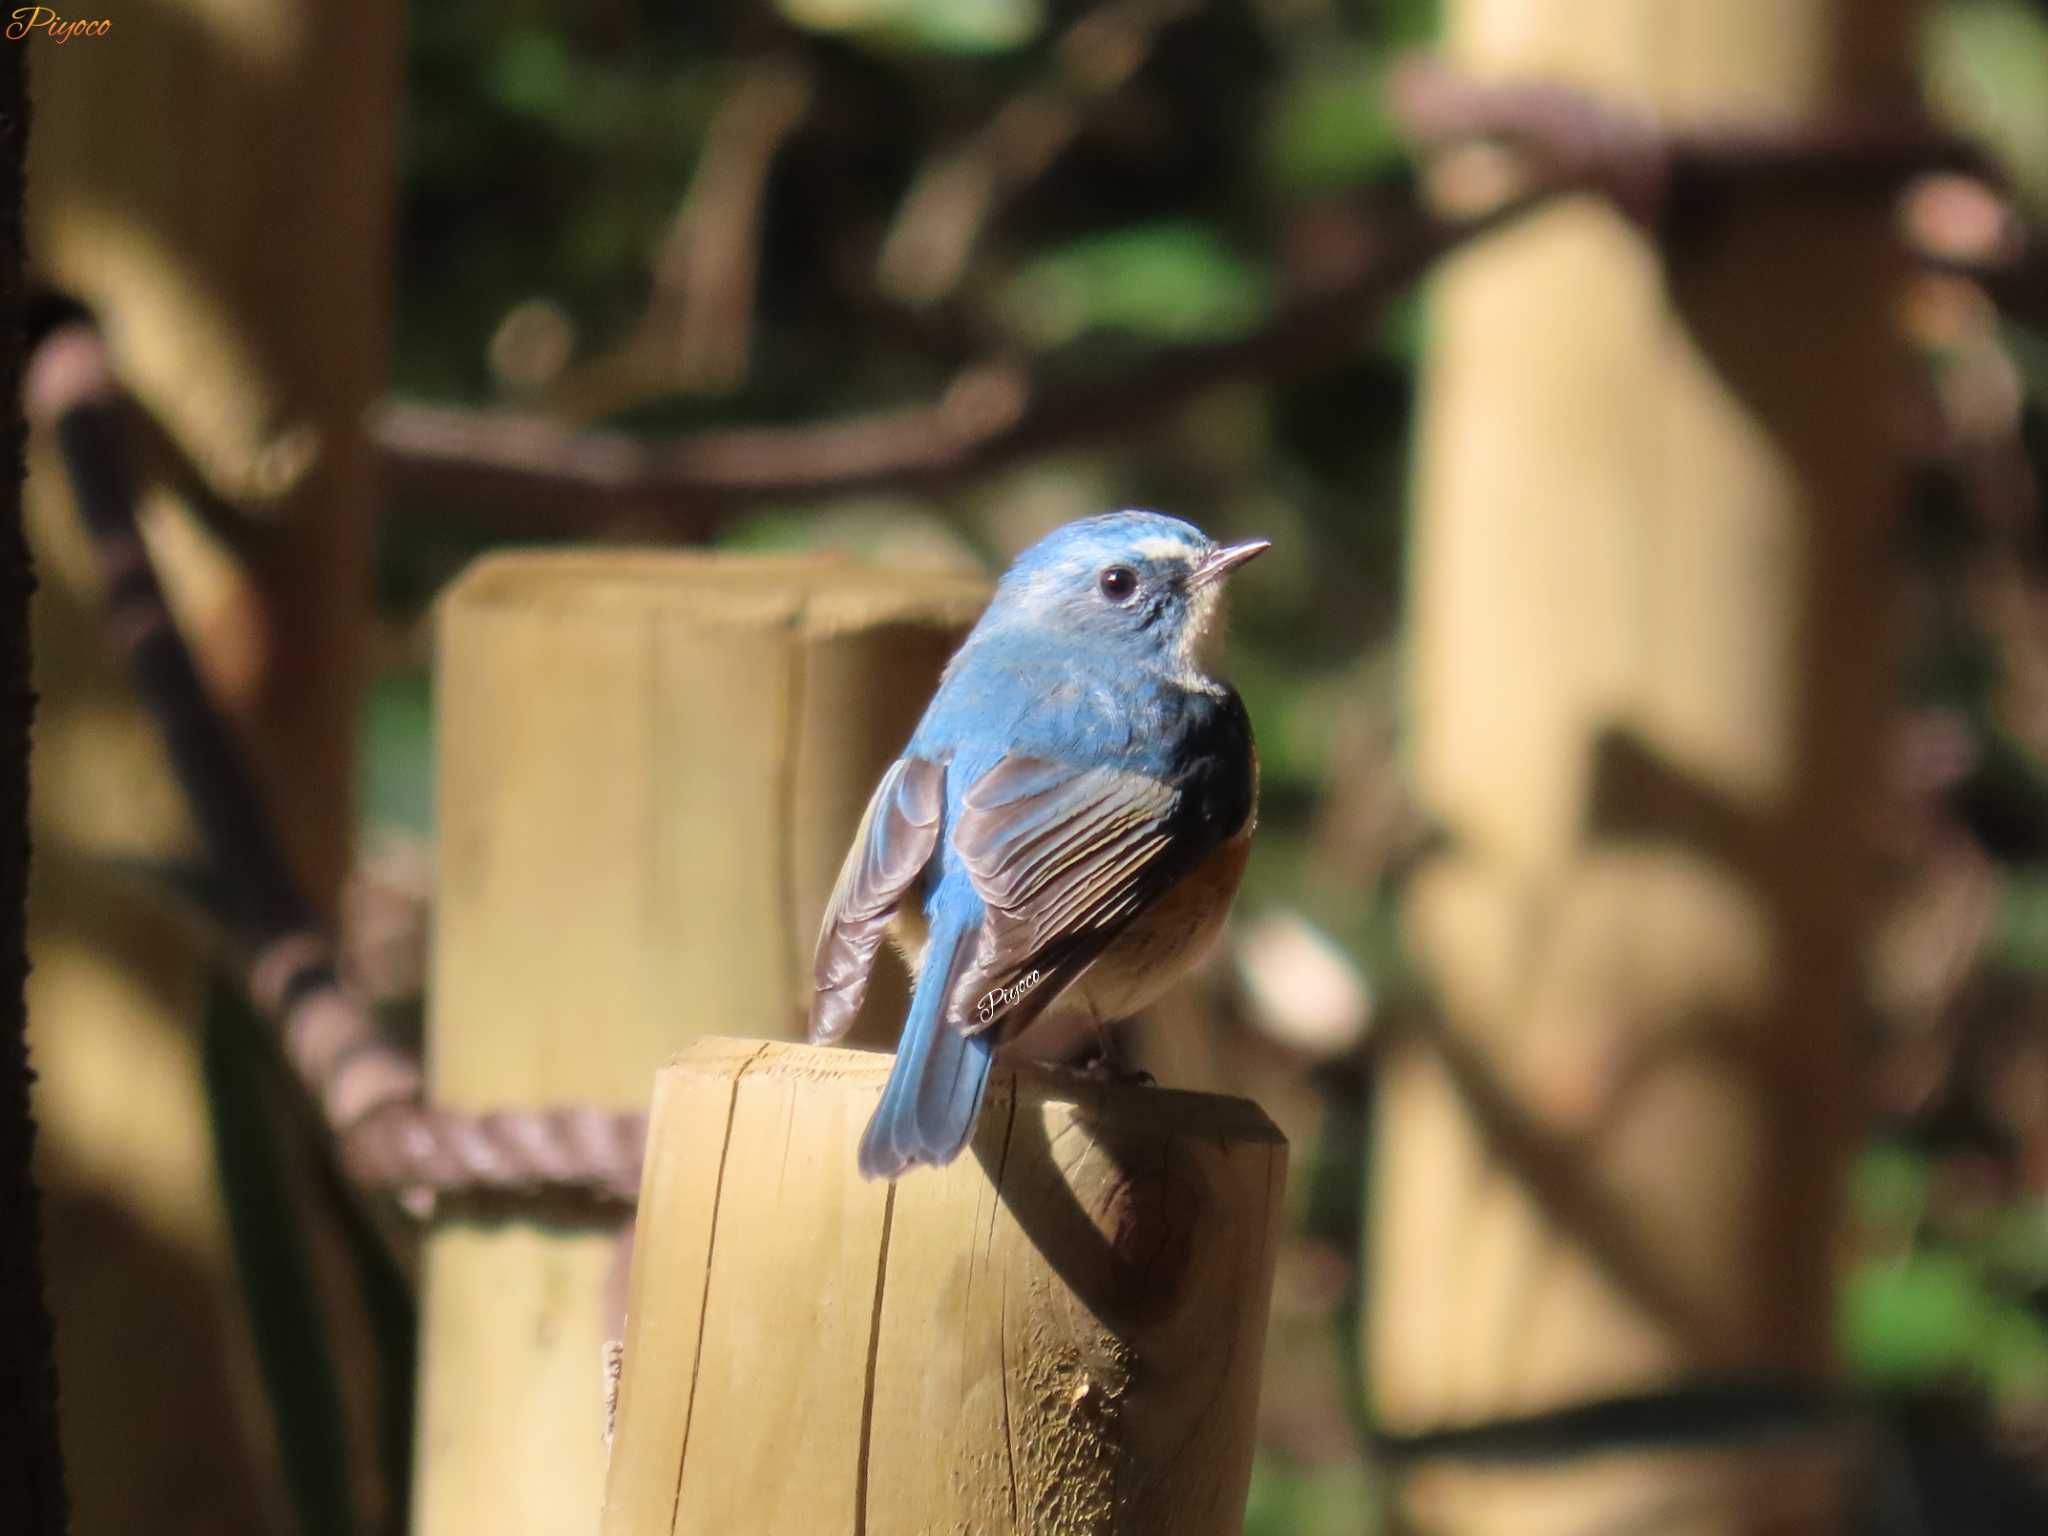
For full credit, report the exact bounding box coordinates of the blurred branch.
[876,0,1199,308]
[542,57,815,419]
[1391,56,2043,319]
[1388,55,2000,218]
[379,54,2027,534]
[1371,1374,1851,1465]
[377,172,1553,527]
[27,318,643,1216]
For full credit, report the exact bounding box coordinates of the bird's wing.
[809,756,946,1044]
[946,754,1200,1038]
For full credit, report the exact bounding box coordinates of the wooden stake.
[602,1039,1287,1536]
[416,555,985,1536]
[23,5,402,1529]
[1374,4,1923,1533]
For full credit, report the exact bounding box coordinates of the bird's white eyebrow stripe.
[1128,536,1196,561]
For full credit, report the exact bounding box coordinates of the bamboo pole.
[1372,4,1922,1533]
[416,553,985,1536]
[22,5,402,1530]
[601,1038,1286,1536]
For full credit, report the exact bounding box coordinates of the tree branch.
[375,172,1553,529]
[539,57,815,419]
[876,0,1201,308]
[376,55,2025,534]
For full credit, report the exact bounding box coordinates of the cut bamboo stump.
[415,554,985,1536]
[602,1039,1287,1536]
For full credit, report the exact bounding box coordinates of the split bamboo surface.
[601,1038,1287,1536]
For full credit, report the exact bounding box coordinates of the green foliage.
[1844,1146,2048,1410]
[1000,222,1271,345]
[778,0,1044,54]
[1264,54,1404,193]
[1993,871,2048,975]
[203,982,356,1536]
[1856,1143,1935,1235]
[396,8,719,399]
[361,666,435,838]
[1245,1454,1380,1536]
[1927,0,2048,209]
[1846,1255,2048,1396]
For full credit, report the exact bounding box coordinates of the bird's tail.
[858,915,992,1181]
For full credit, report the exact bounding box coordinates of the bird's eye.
[1098,565,1138,603]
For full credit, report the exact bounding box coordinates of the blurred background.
[15,1,2048,1533]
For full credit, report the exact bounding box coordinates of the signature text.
[8,8,112,42]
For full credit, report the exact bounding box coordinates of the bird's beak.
[1187,538,1271,590]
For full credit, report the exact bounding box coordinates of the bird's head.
[979,510,1269,680]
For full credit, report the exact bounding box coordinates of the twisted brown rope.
[26,319,645,1215]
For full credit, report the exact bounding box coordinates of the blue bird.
[809,510,1268,1179]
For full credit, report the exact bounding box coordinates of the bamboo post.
[416,553,985,1536]
[601,1038,1286,1536]
[1372,5,1922,1534]
[22,5,401,1530]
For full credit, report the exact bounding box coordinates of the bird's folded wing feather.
[809,755,945,1044]
[947,754,1197,1038]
